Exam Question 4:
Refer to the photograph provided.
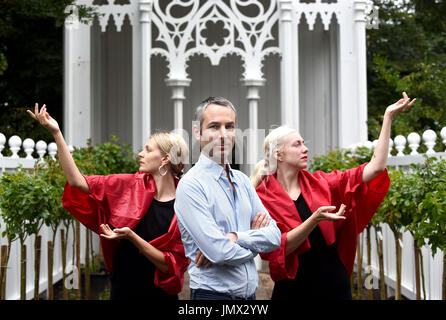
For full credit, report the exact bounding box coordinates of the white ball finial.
[407,132,420,155]
[48,142,58,160]
[36,140,48,159]
[8,135,22,159]
[422,130,437,154]
[441,127,446,152]
[0,133,6,157]
[372,139,378,150]
[388,138,394,157]
[394,135,406,156]
[364,141,373,150]
[23,138,36,159]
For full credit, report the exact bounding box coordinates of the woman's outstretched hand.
[384,92,416,120]
[27,103,60,135]
[100,224,132,241]
[313,204,346,222]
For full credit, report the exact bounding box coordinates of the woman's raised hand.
[314,204,346,222]
[385,92,416,120]
[27,103,60,135]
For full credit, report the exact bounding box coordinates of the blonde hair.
[150,132,189,176]
[251,126,299,188]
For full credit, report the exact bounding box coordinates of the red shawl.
[257,163,390,282]
[61,172,189,294]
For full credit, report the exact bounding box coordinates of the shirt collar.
[198,152,235,181]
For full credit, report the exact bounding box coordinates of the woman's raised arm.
[362,92,416,183]
[27,103,89,193]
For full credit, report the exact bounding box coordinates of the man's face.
[199,103,236,164]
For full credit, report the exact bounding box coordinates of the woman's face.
[277,132,309,171]
[138,138,166,174]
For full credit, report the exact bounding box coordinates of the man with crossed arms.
[175,97,281,300]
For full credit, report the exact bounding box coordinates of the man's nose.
[218,127,227,139]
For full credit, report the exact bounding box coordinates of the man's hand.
[251,213,270,230]
[195,250,212,268]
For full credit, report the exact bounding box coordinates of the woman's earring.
[158,165,168,176]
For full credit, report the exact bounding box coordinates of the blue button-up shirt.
[174,153,281,298]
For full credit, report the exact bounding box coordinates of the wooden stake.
[375,227,386,300]
[85,228,90,300]
[356,234,363,300]
[33,235,42,300]
[0,245,8,300]
[47,241,54,300]
[20,241,26,300]
[75,220,81,299]
[61,229,68,300]
[414,238,421,300]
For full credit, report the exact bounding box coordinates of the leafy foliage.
[0,169,53,242]
[367,0,446,140]
[72,135,139,176]
[0,0,96,141]
[309,147,374,173]
[411,157,446,254]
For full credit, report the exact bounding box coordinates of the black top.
[109,198,178,300]
[271,194,352,300]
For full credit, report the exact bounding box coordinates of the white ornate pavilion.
[64,0,375,171]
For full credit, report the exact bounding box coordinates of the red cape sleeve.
[150,216,190,295]
[61,176,104,234]
[313,164,390,275]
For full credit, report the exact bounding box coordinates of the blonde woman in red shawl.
[252,92,416,300]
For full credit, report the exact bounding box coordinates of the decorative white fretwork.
[149,0,281,82]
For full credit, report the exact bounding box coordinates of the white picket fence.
[0,133,100,300]
[1,127,446,300]
[351,126,446,300]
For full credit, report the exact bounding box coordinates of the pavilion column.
[337,1,358,148]
[165,79,191,131]
[140,0,153,143]
[278,0,299,130]
[242,79,265,174]
[64,12,76,146]
[64,8,91,148]
[354,0,369,143]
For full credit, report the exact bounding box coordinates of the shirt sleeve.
[234,176,282,253]
[174,179,256,266]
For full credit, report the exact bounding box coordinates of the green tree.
[0,0,95,143]
[367,0,446,141]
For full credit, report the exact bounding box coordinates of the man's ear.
[192,124,201,141]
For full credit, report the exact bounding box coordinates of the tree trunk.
[33,235,42,300]
[367,226,373,300]
[393,230,402,300]
[90,230,95,273]
[420,250,426,300]
[356,234,363,300]
[0,244,9,300]
[374,226,386,300]
[20,239,27,300]
[61,229,68,300]
[85,228,90,300]
[413,238,421,300]
[47,240,54,300]
[75,220,81,299]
